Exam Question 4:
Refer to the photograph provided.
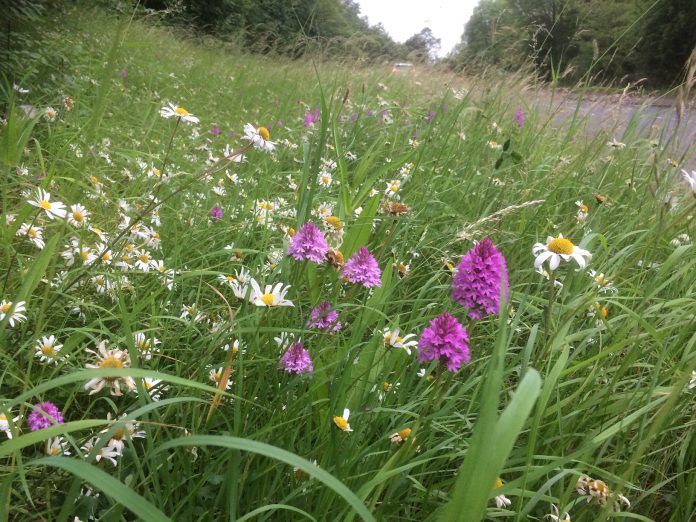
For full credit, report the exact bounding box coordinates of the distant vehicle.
[391,63,414,74]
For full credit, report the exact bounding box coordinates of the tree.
[404,27,441,63]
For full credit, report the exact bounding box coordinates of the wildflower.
[514,109,525,129]
[62,96,74,111]
[342,246,381,288]
[210,206,223,220]
[533,234,591,271]
[243,123,275,152]
[0,299,27,327]
[576,474,630,509]
[84,341,136,396]
[307,301,342,332]
[35,335,63,364]
[102,415,146,452]
[318,171,333,188]
[143,377,168,401]
[81,437,122,466]
[688,370,696,390]
[249,279,294,307]
[682,169,696,195]
[452,239,508,320]
[547,505,571,522]
[588,270,617,294]
[494,477,512,509]
[384,179,401,198]
[382,201,410,216]
[333,408,352,432]
[44,106,57,121]
[181,304,206,322]
[0,412,21,439]
[388,428,412,444]
[134,249,152,271]
[575,200,589,224]
[67,203,89,227]
[487,140,502,150]
[46,437,71,456]
[324,215,344,244]
[304,108,320,127]
[279,342,314,374]
[287,222,329,263]
[159,102,200,124]
[133,332,160,360]
[418,313,470,372]
[28,188,67,219]
[27,402,64,431]
[209,367,232,390]
[327,247,345,270]
[383,328,418,355]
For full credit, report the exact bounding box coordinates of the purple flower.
[366,110,374,117]
[120,68,127,78]
[418,313,470,372]
[452,239,508,320]
[287,222,329,263]
[276,120,283,128]
[349,113,358,122]
[210,206,223,220]
[27,402,64,431]
[280,342,313,374]
[514,109,525,129]
[342,246,381,288]
[307,301,342,332]
[211,126,221,136]
[426,110,436,124]
[304,108,320,128]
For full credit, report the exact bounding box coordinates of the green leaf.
[152,435,375,522]
[29,457,171,522]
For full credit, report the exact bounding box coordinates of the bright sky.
[356,0,479,57]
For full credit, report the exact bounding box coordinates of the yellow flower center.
[261,293,275,306]
[175,107,189,116]
[333,416,349,431]
[594,275,608,286]
[495,478,504,489]
[102,252,111,262]
[90,175,98,184]
[41,345,56,357]
[390,183,399,192]
[325,216,342,230]
[112,428,125,440]
[547,237,574,255]
[49,446,60,455]
[73,211,84,221]
[322,175,330,184]
[600,306,607,319]
[257,127,270,141]
[27,228,37,238]
[145,381,154,389]
[80,250,91,261]
[139,253,150,263]
[383,382,392,392]
[579,204,589,213]
[226,275,235,282]
[288,227,296,237]
[39,199,52,210]
[99,356,124,369]
[1,303,10,313]
[398,428,411,440]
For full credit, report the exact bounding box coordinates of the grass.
[1,5,695,521]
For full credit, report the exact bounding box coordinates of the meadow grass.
[1,5,695,521]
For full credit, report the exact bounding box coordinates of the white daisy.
[28,188,67,219]
[34,335,63,364]
[209,367,232,390]
[533,234,592,271]
[133,332,161,360]
[81,437,122,466]
[134,249,152,271]
[67,203,89,227]
[44,106,57,121]
[143,377,168,401]
[243,123,275,152]
[318,171,333,188]
[249,279,294,307]
[0,412,21,439]
[382,328,418,355]
[494,478,512,509]
[46,436,71,456]
[332,408,352,432]
[0,299,27,327]
[16,222,45,249]
[384,179,401,198]
[84,341,136,396]
[159,102,199,123]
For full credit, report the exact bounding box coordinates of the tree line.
[447,0,696,87]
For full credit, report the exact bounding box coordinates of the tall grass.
[1,5,695,522]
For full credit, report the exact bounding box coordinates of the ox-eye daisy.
[243,123,275,152]
[494,478,512,509]
[16,222,45,249]
[383,328,418,355]
[159,102,200,124]
[28,188,67,219]
[84,341,136,396]
[533,234,591,271]
[0,412,21,439]
[0,299,27,327]
[46,436,71,456]
[35,335,63,364]
[67,203,90,227]
[333,408,352,432]
[249,279,294,307]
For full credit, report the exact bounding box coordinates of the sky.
[356,0,479,58]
